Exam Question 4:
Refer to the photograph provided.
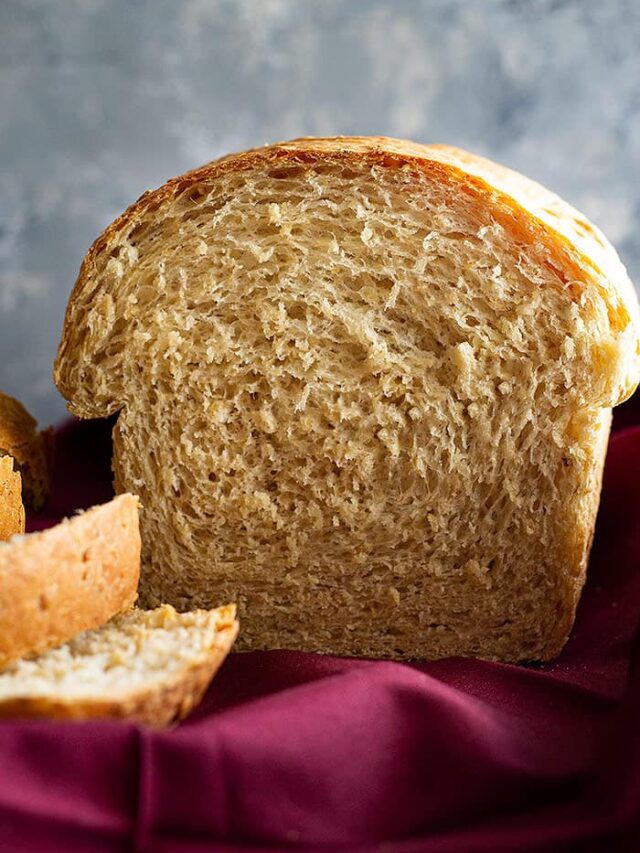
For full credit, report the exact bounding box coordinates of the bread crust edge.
[0,494,141,668]
[0,608,238,727]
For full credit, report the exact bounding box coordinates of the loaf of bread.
[0,494,140,667]
[0,455,24,541]
[54,137,640,661]
[0,604,238,726]
[0,391,53,509]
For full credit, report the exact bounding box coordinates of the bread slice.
[54,137,640,662]
[0,455,25,541]
[0,391,53,509]
[0,604,238,726]
[0,494,140,667]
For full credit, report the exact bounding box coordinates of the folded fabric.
[2,394,639,852]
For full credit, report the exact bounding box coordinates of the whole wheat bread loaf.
[54,137,640,661]
[0,604,238,726]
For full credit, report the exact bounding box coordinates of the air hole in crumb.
[338,168,361,180]
[208,472,218,483]
[182,201,227,220]
[38,594,49,611]
[287,304,306,320]
[82,549,91,562]
[267,167,306,180]
[179,185,210,204]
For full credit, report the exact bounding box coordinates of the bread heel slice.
[0,456,25,542]
[0,494,141,667]
[0,391,53,510]
[0,604,239,727]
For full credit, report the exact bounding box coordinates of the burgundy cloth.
[2,396,639,853]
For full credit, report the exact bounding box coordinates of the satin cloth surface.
[1,394,639,852]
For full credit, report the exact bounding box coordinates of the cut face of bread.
[0,455,25,541]
[0,391,53,510]
[54,137,640,661]
[0,604,238,727]
[0,494,140,667]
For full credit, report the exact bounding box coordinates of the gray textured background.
[1,0,639,425]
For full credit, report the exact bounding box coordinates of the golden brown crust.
[0,391,53,509]
[0,606,238,727]
[0,494,141,668]
[0,456,25,542]
[55,136,640,407]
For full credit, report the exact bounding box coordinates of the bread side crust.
[0,456,25,542]
[0,391,53,509]
[0,606,238,727]
[538,408,612,660]
[0,494,141,668]
[54,136,640,410]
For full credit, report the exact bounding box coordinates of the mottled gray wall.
[1,0,639,424]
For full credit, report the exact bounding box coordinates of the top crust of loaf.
[55,136,640,410]
[0,391,53,509]
[0,494,141,667]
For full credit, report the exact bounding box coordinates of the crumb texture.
[54,138,640,661]
[0,604,238,726]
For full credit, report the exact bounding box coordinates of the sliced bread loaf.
[0,455,25,542]
[0,494,140,667]
[0,391,53,509]
[0,604,238,726]
[54,137,640,661]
